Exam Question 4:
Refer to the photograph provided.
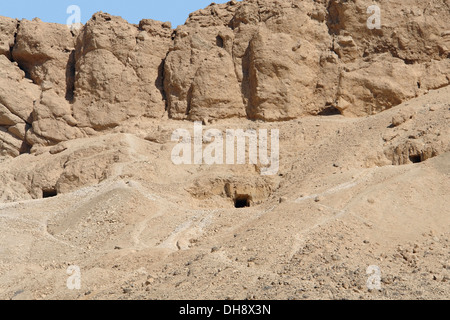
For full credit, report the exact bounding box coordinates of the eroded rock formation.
[1,0,449,157]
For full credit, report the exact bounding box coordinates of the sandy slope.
[0,87,449,300]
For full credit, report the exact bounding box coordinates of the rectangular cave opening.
[234,194,251,208]
[409,154,422,164]
[42,188,58,198]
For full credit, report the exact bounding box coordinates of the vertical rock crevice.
[9,20,20,62]
[65,50,76,102]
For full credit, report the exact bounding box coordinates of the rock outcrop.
[0,16,17,59]
[12,18,76,98]
[1,0,449,156]
[0,55,39,156]
[72,13,171,129]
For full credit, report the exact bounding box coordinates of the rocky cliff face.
[1,0,449,157]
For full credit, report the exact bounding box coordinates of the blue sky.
[0,0,235,27]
